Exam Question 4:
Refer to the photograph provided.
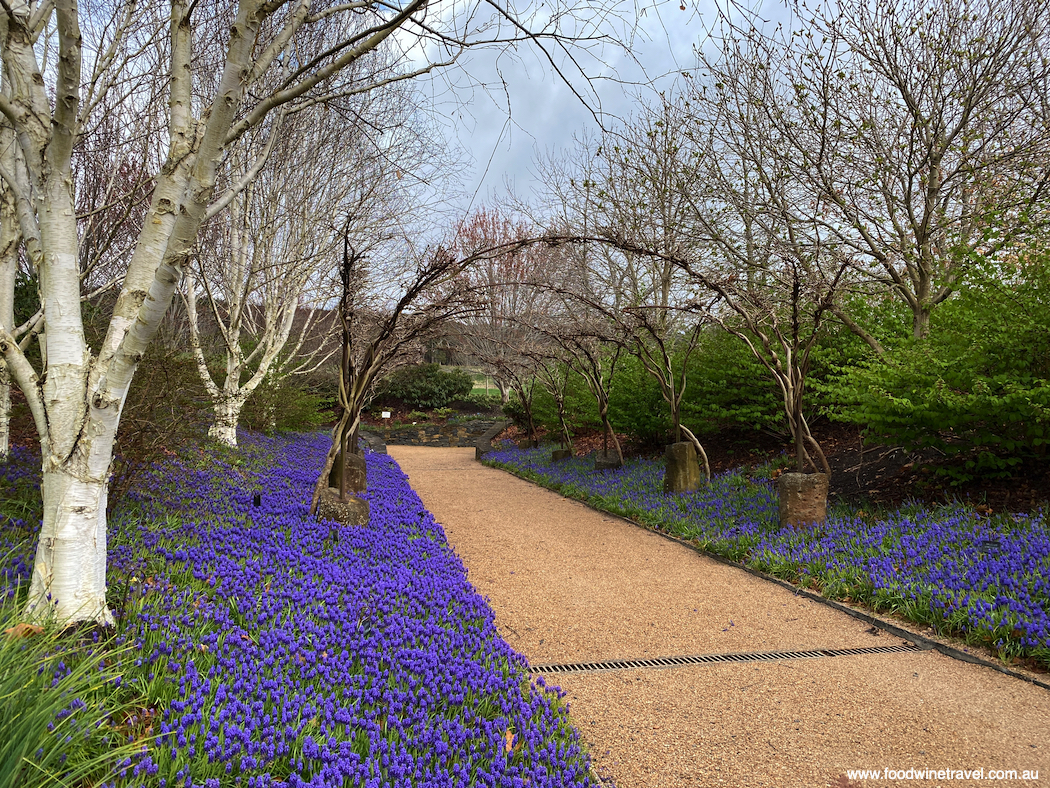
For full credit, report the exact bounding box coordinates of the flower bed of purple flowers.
[1,432,595,787]
[482,444,1050,669]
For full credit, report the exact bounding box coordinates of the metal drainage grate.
[530,643,925,675]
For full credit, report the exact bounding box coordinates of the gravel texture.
[389,447,1050,788]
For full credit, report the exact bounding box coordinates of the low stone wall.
[361,419,508,450]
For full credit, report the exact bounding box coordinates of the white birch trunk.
[0,45,21,465]
[0,208,14,464]
[0,366,9,464]
[0,0,467,628]
[208,395,245,447]
[30,459,115,625]
[16,2,265,625]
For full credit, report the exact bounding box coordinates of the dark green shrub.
[502,390,527,425]
[377,364,474,409]
[457,392,504,412]
[241,374,330,433]
[679,329,784,435]
[529,367,601,437]
[607,355,671,445]
[821,253,1050,482]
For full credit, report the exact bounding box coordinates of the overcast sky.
[414,0,743,214]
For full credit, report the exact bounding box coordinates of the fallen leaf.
[504,730,514,753]
[4,623,43,638]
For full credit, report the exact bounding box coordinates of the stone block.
[594,452,622,470]
[517,437,538,450]
[777,472,829,527]
[317,487,370,526]
[330,451,367,492]
[663,441,701,494]
[551,448,572,462]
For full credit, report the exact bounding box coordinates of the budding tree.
[310,233,549,513]
[446,207,547,404]
[610,39,852,475]
[535,126,712,474]
[0,0,636,625]
[772,0,1050,341]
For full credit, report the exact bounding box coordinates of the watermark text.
[846,768,1040,782]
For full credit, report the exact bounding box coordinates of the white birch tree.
[183,106,399,446]
[0,0,635,625]
[0,166,17,464]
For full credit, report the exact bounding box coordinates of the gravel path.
[389,446,1050,788]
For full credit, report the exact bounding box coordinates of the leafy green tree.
[680,328,784,437]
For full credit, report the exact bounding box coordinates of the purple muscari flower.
[0,432,593,787]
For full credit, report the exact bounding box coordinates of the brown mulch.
[358,401,503,429]
[808,421,1050,513]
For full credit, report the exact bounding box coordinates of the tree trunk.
[311,407,358,516]
[556,396,572,450]
[208,397,244,447]
[0,365,8,464]
[794,412,806,473]
[0,80,18,467]
[27,438,116,626]
[598,401,623,464]
[912,306,931,341]
[328,420,360,489]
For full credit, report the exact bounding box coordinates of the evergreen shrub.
[377,364,474,410]
[820,254,1050,482]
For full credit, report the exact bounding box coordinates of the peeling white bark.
[0,186,15,465]
[0,367,9,464]
[28,464,115,626]
[208,396,245,447]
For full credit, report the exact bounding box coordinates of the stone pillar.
[777,472,829,527]
[551,448,572,462]
[594,453,622,470]
[663,441,700,494]
[330,451,368,493]
[517,437,538,450]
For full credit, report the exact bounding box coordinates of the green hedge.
[377,364,475,410]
